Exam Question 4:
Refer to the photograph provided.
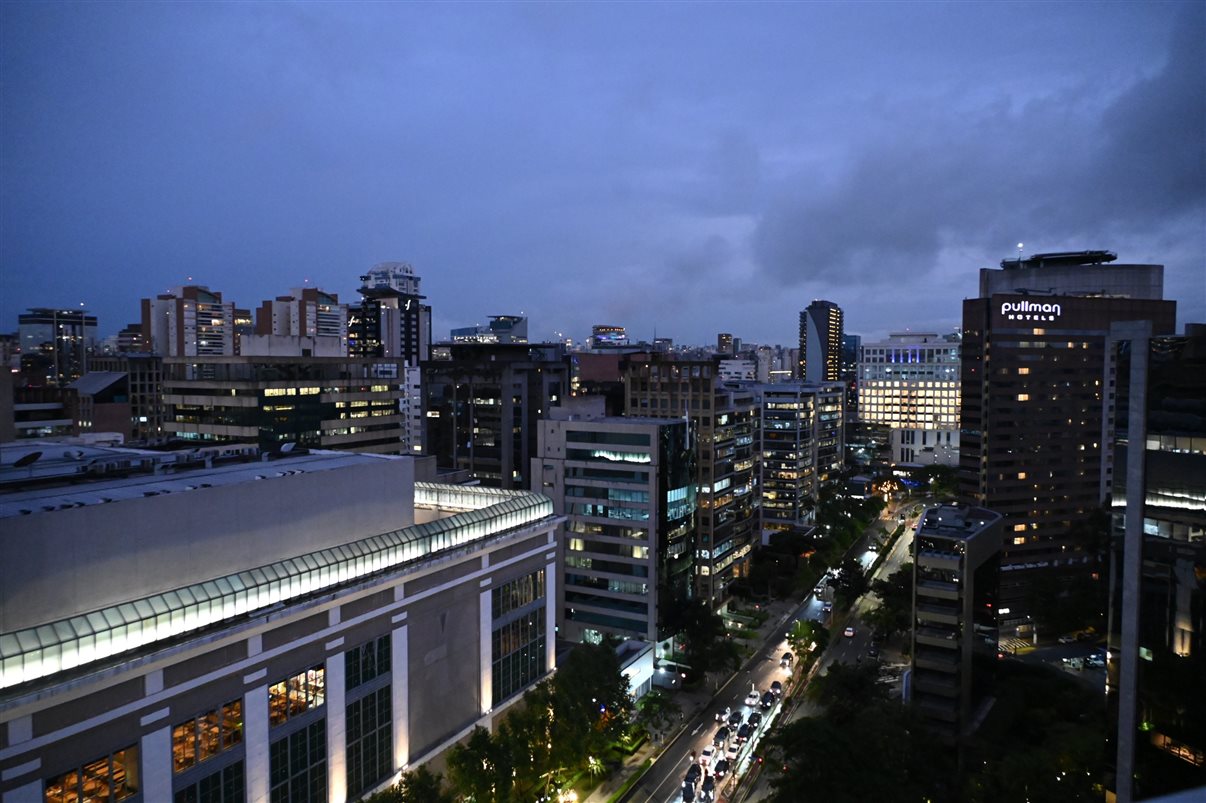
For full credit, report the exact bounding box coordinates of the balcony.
[916,579,960,601]
[914,648,960,673]
[915,603,960,626]
[917,551,961,572]
[913,674,960,697]
[915,626,959,649]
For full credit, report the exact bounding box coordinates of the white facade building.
[858,332,960,466]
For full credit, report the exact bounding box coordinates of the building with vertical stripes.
[0,443,560,803]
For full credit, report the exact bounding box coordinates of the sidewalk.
[582,599,798,803]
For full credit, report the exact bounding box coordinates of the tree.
[356,766,453,803]
[766,702,952,803]
[786,619,829,663]
[804,661,884,722]
[673,600,740,682]
[448,726,513,803]
[635,688,680,738]
[831,557,868,608]
[866,561,913,640]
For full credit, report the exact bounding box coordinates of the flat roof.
[0,443,401,520]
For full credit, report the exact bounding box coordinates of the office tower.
[717,333,734,355]
[798,300,844,383]
[911,504,1003,741]
[756,382,845,534]
[162,355,411,453]
[90,353,166,442]
[348,262,431,365]
[451,315,529,344]
[1104,322,1206,802]
[536,414,697,648]
[141,286,237,359]
[256,287,348,349]
[423,342,569,488]
[622,354,757,605]
[858,332,961,466]
[0,443,560,802]
[718,359,756,382]
[17,307,97,387]
[959,250,1175,630]
[841,333,861,416]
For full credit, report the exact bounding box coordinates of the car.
[737,722,751,742]
[744,689,761,707]
[780,651,793,667]
[681,782,696,803]
[822,602,833,614]
[844,626,856,638]
[1085,654,1106,669]
[685,763,702,786]
[747,711,763,728]
[712,758,730,779]
[1057,634,1077,644]
[727,710,743,727]
[715,705,731,723]
[760,691,776,709]
[726,743,740,763]
[713,726,730,747]
[867,645,880,660]
[770,680,783,696]
[700,744,716,766]
[700,775,716,801]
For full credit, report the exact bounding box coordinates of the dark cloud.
[1,2,1201,346]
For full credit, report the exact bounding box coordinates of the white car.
[843,626,856,638]
[726,743,740,763]
[700,744,716,767]
[744,689,761,707]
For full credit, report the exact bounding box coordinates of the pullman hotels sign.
[1000,300,1063,323]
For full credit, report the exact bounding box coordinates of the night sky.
[2,2,1203,346]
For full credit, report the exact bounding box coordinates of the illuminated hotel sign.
[1001,300,1062,322]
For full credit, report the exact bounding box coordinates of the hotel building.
[958,251,1175,627]
[0,443,560,803]
[858,332,960,466]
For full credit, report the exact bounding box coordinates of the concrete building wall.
[0,457,415,631]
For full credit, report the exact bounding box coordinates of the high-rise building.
[90,353,166,443]
[1104,322,1206,802]
[256,287,349,350]
[17,307,97,387]
[858,332,961,466]
[798,300,844,383]
[841,333,861,416]
[0,443,560,803]
[959,250,1176,630]
[535,414,697,648]
[717,333,734,355]
[423,342,569,488]
[622,354,757,606]
[911,504,1003,741]
[755,382,845,534]
[348,263,431,365]
[162,355,411,453]
[141,286,237,359]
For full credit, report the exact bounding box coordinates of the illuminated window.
[44,745,139,802]
[268,665,325,727]
[1017,472,1027,480]
[1013,524,1027,532]
[172,701,242,773]
[1013,537,1026,545]
[1016,394,1030,401]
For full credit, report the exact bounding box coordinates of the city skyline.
[2,2,1203,346]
